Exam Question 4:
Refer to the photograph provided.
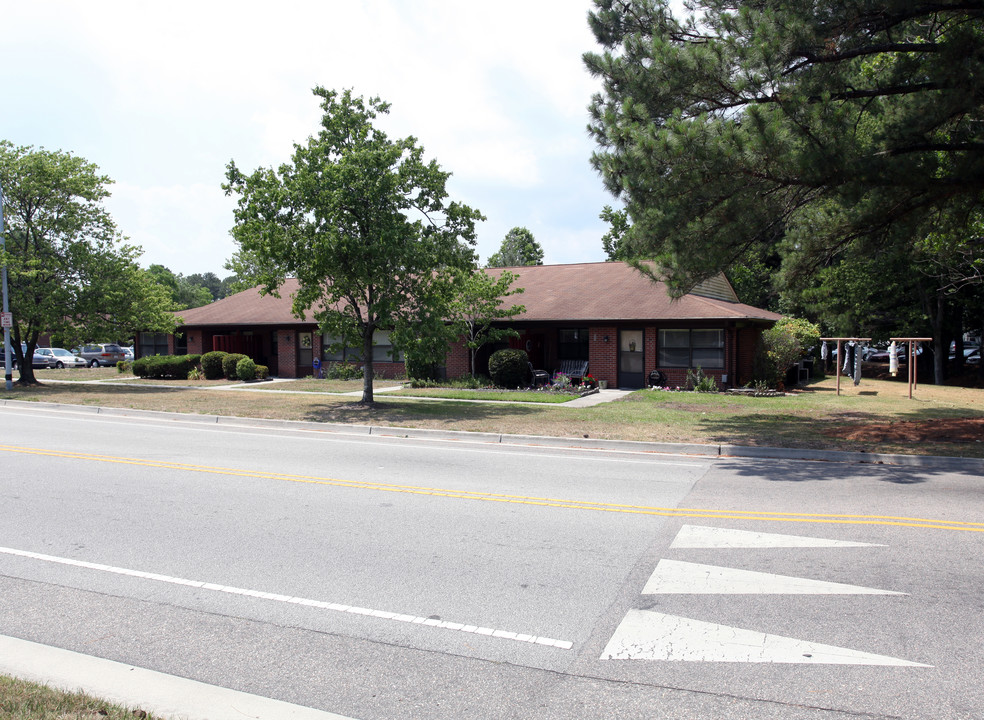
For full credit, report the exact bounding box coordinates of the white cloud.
[1,0,615,275]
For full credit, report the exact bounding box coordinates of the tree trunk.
[14,330,39,385]
[926,290,947,386]
[361,329,374,404]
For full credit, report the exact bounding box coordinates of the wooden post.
[891,337,932,399]
[820,338,871,396]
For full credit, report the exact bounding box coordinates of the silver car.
[35,347,88,368]
[75,343,127,367]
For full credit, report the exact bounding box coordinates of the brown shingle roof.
[175,279,311,327]
[485,262,782,323]
[174,262,781,328]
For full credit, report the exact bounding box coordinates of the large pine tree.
[584,0,984,296]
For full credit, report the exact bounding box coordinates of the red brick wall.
[736,326,762,386]
[186,332,204,356]
[588,326,617,386]
[445,339,470,379]
[278,330,298,378]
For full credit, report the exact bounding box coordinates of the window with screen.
[658,329,724,368]
[558,328,588,360]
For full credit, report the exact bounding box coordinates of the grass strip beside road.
[0,674,160,719]
[2,371,983,457]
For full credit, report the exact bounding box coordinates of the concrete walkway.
[41,376,636,408]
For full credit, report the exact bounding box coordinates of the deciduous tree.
[224,88,483,403]
[0,141,175,385]
[447,270,525,377]
[487,226,544,267]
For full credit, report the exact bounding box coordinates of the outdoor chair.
[528,362,550,386]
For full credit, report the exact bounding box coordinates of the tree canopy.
[224,87,483,403]
[486,226,544,267]
[584,0,984,296]
[0,141,175,384]
[447,270,526,377]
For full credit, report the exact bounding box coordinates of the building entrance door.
[618,329,645,388]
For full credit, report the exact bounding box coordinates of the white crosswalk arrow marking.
[671,525,885,549]
[643,559,905,595]
[602,610,931,666]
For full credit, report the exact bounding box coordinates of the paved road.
[1,403,982,719]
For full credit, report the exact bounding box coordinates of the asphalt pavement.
[0,400,984,720]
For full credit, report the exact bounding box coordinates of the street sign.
[1,312,11,328]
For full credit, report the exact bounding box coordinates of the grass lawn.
[3,370,982,457]
[0,674,161,719]
[386,386,584,403]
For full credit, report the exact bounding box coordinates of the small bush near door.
[236,356,257,381]
[201,351,228,380]
[221,353,248,380]
[488,348,529,388]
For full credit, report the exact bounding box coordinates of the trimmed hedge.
[236,356,257,381]
[221,353,248,380]
[255,364,269,379]
[488,348,529,388]
[201,351,228,380]
[132,354,201,380]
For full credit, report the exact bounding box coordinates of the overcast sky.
[2,1,620,277]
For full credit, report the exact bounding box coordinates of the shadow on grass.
[714,458,957,484]
[299,396,550,428]
[697,404,984,459]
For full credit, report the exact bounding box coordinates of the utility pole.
[1,184,12,390]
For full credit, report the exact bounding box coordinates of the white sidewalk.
[0,634,356,720]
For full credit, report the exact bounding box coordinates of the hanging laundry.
[842,341,853,375]
[821,341,829,371]
[853,341,862,385]
[889,341,899,376]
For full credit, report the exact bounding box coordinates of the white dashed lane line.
[0,545,573,650]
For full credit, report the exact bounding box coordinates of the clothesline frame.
[891,337,932,399]
[819,338,872,396]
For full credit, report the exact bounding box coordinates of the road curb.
[0,634,354,720]
[2,398,981,471]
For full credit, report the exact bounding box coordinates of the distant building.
[153,262,780,388]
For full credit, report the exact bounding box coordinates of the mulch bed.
[822,417,984,443]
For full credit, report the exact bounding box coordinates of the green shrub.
[116,360,130,374]
[488,348,529,388]
[236,356,257,381]
[255,364,269,379]
[132,354,198,379]
[409,374,486,389]
[221,353,248,380]
[201,351,228,380]
[686,366,718,392]
[404,349,441,381]
[323,361,363,380]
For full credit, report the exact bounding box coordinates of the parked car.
[948,344,980,362]
[868,346,923,363]
[121,346,134,362]
[73,343,127,367]
[5,344,50,370]
[34,347,87,368]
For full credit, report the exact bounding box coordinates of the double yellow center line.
[4,444,983,533]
